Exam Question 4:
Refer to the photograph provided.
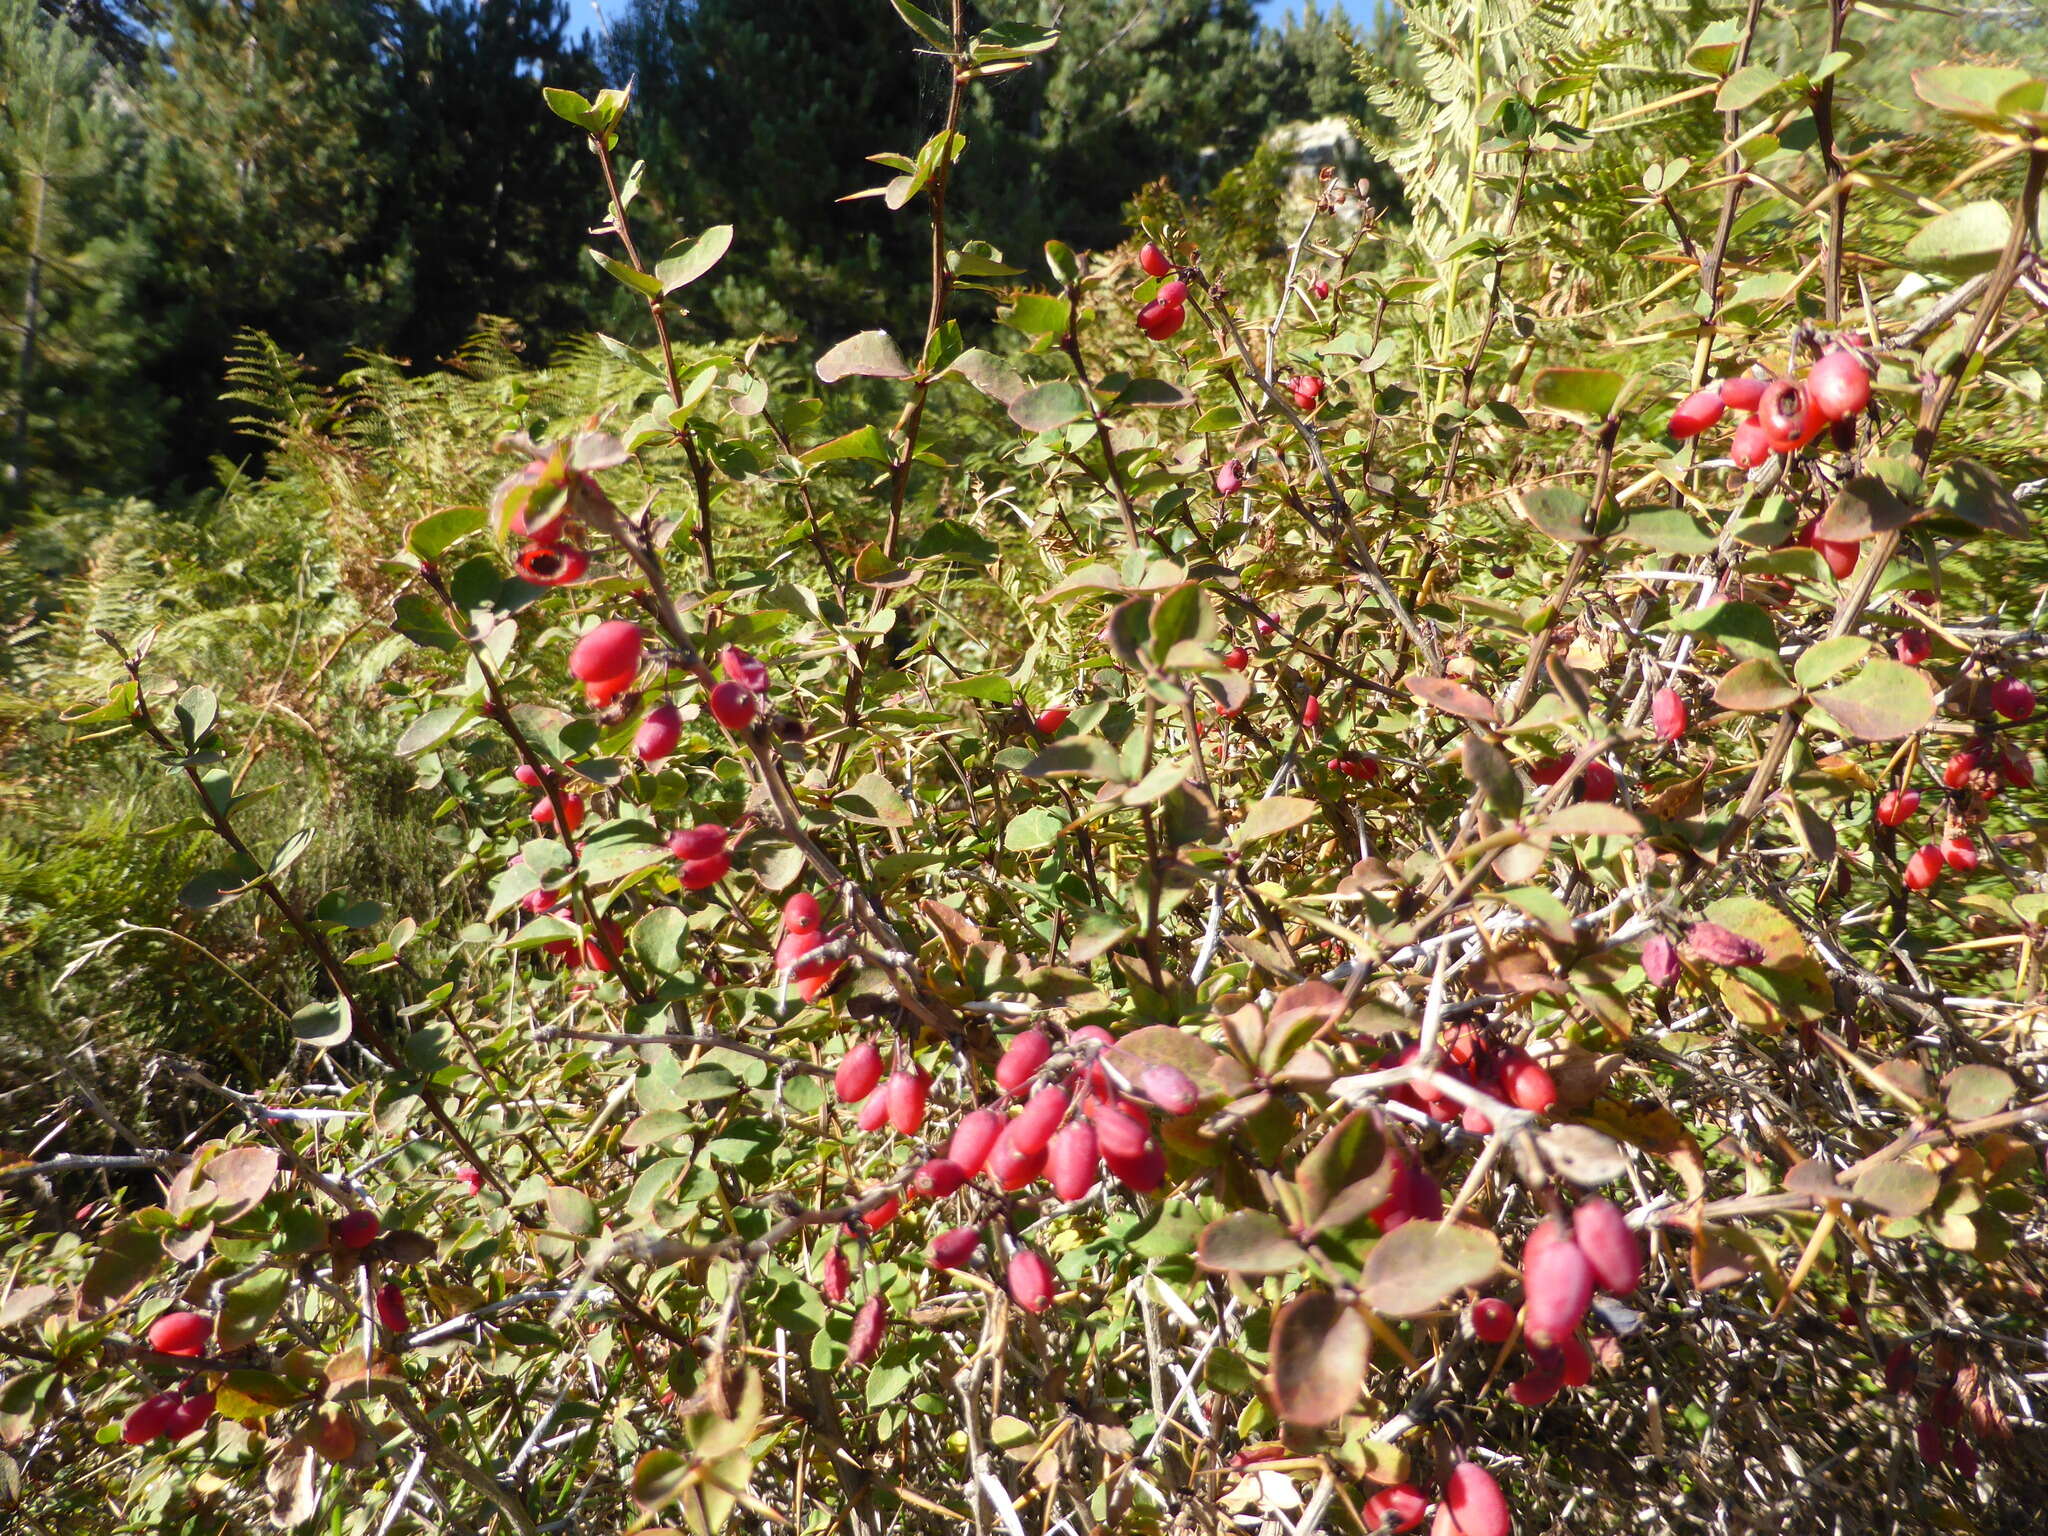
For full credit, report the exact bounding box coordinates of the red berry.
[1758,379,1824,452]
[835,1042,885,1104]
[1006,1248,1055,1313]
[568,620,643,684]
[1137,1065,1199,1116]
[1509,1361,1562,1406]
[707,680,759,731]
[1992,677,2036,722]
[1571,1197,1642,1294]
[929,1226,981,1271]
[667,823,728,861]
[1047,1121,1102,1202]
[782,893,822,935]
[995,1029,1052,1094]
[860,1193,899,1232]
[988,1132,1049,1191]
[1138,241,1172,279]
[1915,1419,1948,1465]
[1580,761,1618,802]
[1436,1460,1511,1536]
[331,1211,380,1250]
[1214,458,1246,496]
[530,792,584,832]
[1311,278,1332,300]
[1364,1483,1429,1533]
[911,1158,967,1200]
[1101,1137,1166,1193]
[1717,374,1768,410]
[121,1392,181,1445]
[584,671,635,707]
[1895,629,1932,665]
[1469,1297,1516,1344]
[1005,1087,1070,1158]
[1288,375,1324,411]
[856,1090,891,1133]
[947,1109,1004,1178]
[1943,750,1979,790]
[1522,1221,1594,1346]
[1652,687,1688,744]
[1884,1343,1919,1395]
[1082,1092,1149,1161]
[1371,1154,1443,1233]
[1223,645,1249,670]
[1808,349,1871,422]
[1556,1333,1594,1389]
[454,1167,485,1197]
[818,1244,851,1306]
[679,852,730,890]
[720,645,769,694]
[847,1294,887,1364]
[516,542,590,586]
[1730,415,1773,470]
[1155,279,1189,307]
[1876,788,1920,827]
[634,703,683,763]
[1998,745,2035,789]
[1034,707,1070,735]
[1301,694,1321,729]
[1799,520,1858,580]
[375,1281,408,1332]
[1952,1437,1980,1477]
[1668,387,1726,439]
[147,1311,212,1358]
[1136,300,1185,340]
[1943,835,1979,873]
[513,763,543,788]
[1500,1054,1558,1115]
[1905,844,1943,892]
[885,1068,930,1136]
[163,1391,216,1442]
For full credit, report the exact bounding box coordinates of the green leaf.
[291,997,352,1049]
[1008,381,1089,433]
[800,426,891,465]
[1617,507,1716,555]
[1237,796,1317,846]
[1945,1065,2015,1120]
[1903,202,2012,275]
[589,248,664,297]
[815,331,911,383]
[1358,1220,1500,1317]
[406,505,485,561]
[1044,238,1079,287]
[1003,807,1064,852]
[1715,64,1782,112]
[545,1184,600,1238]
[942,348,1026,405]
[1666,600,1778,661]
[631,1449,690,1512]
[395,706,469,758]
[1814,473,1914,542]
[217,1269,289,1351]
[1003,293,1070,336]
[1809,659,1937,741]
[887,0,952,50]
[174,685,218,748]
[1021,737,1122,781]
[1268,1290,1370,1427]
[632,907,689,974]
[391,593,463,652]
[1685,20,1741,77]
[1926,459,2027,537]
[655,225,733,293]
[542,87,598,130]
[1195,1212,1306,1275]
[1712,658,1801,713]
[1792,636,1872,690]
[1510,486,1594,544]
[834,772,915,828]
[1912,64,2047,128]
[1529,367,1625,423]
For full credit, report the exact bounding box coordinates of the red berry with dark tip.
[1469,1297,1515,1344]
[1943,750,1979,790]
[1895,629,1931,666]
[1730,415,1772,470]
[860,1193,899,1232]
[331,1211,380,1250]
[847,1294,887,1364]
[1006,1248,1055,1313]
[929,1226,982,1271]
[1155,279,1189,307]
[1224,646,1249,670]
[1668,387,1726,439]
[1579,761,1618,802]
[634,703,683,763]
[1758,379,1825,452]
[911,1158,967,1200]
[1138,242,1172,279]
[708,680,759,731]
[147,1311,212,1358]
[680,852,730,890]
[947,1109,1004,1178]
[1364,1483,1429,1533]
[1522,1221,1595,1346]
[989,1133,1049,1191]
[1992,677,2035,722]
[1034,707,1070,735]
[1808,349,1871,421]
[1943,835,1979,873]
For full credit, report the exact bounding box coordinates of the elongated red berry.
[1312,278,1332,300]
[989,1133,1049,1191]
[1371,1154,1443,1232]
[1556,1332,1594,1388]
[861,1193,899,1232]
[1999,745,2035,789]
[1083,1093,1150,1161]
[1155,279,1189,307]
[147,1311,212,1358]
[1102,1137,1166,1193]
[1138,241,1172,279]
[1895,629,1931,665]
[1571,1198,1641,1294]
[1006,1248,1055,1313]
[1652,687,1688,744]
[847,1294,887,1364]
[121,1391,181,1445]
[1302,694,1321,729]
[1808,349,1871,421]
[995,1029,1051,1093]
[1876,788,1920,827]
[1499,1053,1558,1115]
[1904,844,1943,892]
[666,823,726,862]
[634,703,683,763]
[947,1109,1003,1178]
[885,1068,930,1136]
[1800,520,1857,580]
[1642,933,1680,989]
[835,1042,884,1104]
[569,620,643,684]
[513,763,543,788]
[1434,1459,1511,1536]
[911,1158,967,1199]
[720,645,768,694]
[1915,1419,1947,1465]
[530,792,584,832]
[1884,1342,1919,1394]
[680,852,729,890]
[1992,677,2035,722]
[1007,1086,1069,1157]
[1509,1361,1561,1406]
[1580,761,1617,802]
[818,1244,851,1306]
[1047,1121,1101,1202]
[1717,374,1767,410]
[1469,1297,1515,1344]
[163,1391,216,1441]
[1034,707,1069,735]
[929,1226,982,1271]
[1137,300,1185,340]
[375,1281,408,1333]
[1943,836,1978,872]
[1730,415,1772,469]
[1137,1065,1199,1116]
[331,1211,380,1250]
[1214,459,1245,496]
[1522,1222,1594,1346]
[1668,387,1726,439]
[856,1090,891,1132]
[1366,1483,1429,1533]
[1943,750,1979,790]
[1223,645,1249,670]
[707,680,759,731]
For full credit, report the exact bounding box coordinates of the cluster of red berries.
[1381,1024,1558,1135]
[120,1383,216,1446]
[504,457,599,587]
[1530,754,1618,803]
[776,892,844,1003]
[1883,677,2034,894]
[568,618,643,709]
[1134,241,1188,339]
[1285,373,1325,413]
[1884,1342,1988,1476]
[667,821,732,890]
[1668,347,1872,468]
[709,645,768,732]
[1359,1459,1512,1536]
[1473,1197,1641,1409]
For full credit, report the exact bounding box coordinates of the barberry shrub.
[7,5,2048,1533]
